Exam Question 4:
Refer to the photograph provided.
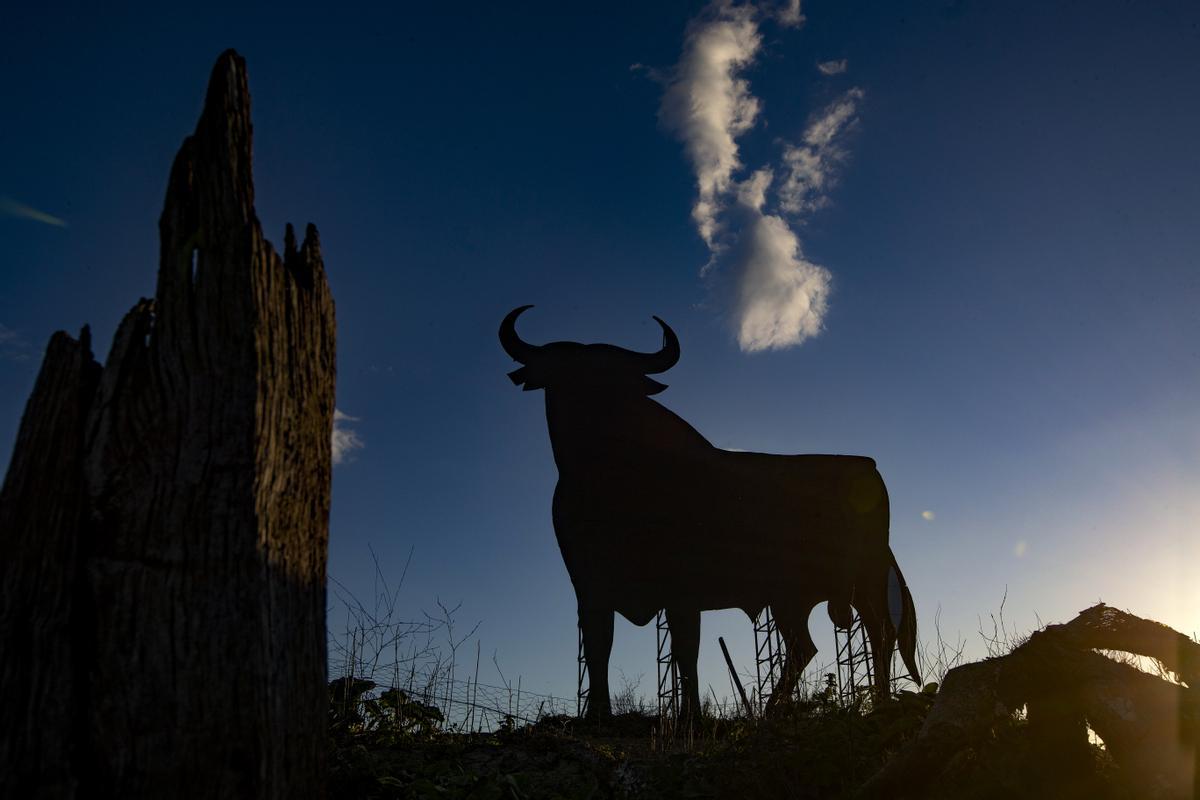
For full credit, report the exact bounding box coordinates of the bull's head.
[499,305,680,396]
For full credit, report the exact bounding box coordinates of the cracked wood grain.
[0,50,335,800]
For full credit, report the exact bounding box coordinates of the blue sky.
[2,1,1198,703]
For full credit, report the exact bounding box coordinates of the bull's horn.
[635,316,680,374]
[499,305,540,363]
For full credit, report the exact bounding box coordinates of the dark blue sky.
[3,1,1198,701]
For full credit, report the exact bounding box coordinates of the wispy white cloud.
[659,1,862,352]
[659,1,762,247]
[332,409,364,465]
[0,196,67,228]
[717,169,831,351]
[777,88,863,216]
[816,58,848,76]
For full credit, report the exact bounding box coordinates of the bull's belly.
[600,584,769,628]
[554,522,849,626]
[553,510,859,575]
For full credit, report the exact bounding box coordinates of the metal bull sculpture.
[500,306,919,720]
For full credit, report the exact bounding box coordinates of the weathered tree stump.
[0,50,335,799]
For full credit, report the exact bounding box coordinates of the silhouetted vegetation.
[327,679,1106,799]
[326,600,1199,799]
[326,686,939,799]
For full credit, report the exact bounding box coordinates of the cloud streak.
[659,2,762,247]
[0,324,34,363]
[777,88,863,217]
[817,58,848,76]
[775,0,805,28]
[659,1,863,352]
[332,409,364,465]
[0,196,67,227]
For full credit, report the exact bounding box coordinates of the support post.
[656,609,680,719]
[754,606,787,710]
[577,622,589,718]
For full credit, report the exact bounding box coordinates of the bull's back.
[718,452,886,521]
[709,450,889,553]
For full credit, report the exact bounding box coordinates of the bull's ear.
[508,365,546,391]
[641,377,669,395]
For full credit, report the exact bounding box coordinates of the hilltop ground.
[326,604,1198,799]
[326,686,1118,799]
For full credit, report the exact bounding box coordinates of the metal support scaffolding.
[753,607,787,711]
[835,611,875,705]
[836,611,911,705]
[656,609,680,719]
[576,623,589,718]
[577,605,903,723]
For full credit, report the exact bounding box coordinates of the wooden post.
[719,636,754,717]
[0,50,335,799]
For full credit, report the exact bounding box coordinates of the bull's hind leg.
[578,605,614,721]
[665,607,702,725]
[856,600,895,698]
[768,600,819,712]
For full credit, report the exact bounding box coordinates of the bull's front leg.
[665,607,701,725]
[578,605,614,721]
[769,600,819,712]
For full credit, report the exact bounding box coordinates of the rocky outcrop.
[859,604,1199,799]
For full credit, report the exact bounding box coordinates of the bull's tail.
[887,548,921,685]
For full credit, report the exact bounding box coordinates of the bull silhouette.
[500,306,919,720]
